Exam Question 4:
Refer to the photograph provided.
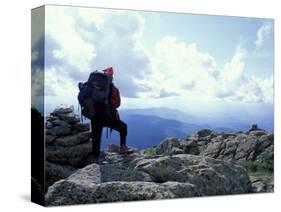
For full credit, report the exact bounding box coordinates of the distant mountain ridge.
[104,113,232,149]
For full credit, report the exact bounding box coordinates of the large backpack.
[78,71,112,120]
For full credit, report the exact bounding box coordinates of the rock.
[135,154,251,195]
[136,154,250,195]
[249,130,268,137]
[57,112,80,124]
[204,140,225,159]
[46,180,198,206]
[72,122,90,132]
[256,145,274,161]
[186,133,199,141]
[219,139,239,161]
[181,139,200,155]
[46,126,71,136]
[46,135,57,145]
[46,161,76,187]
[197,129,213,137]
[234,136,258,161]
[46,114,59,122]
[155,137,181,155]
[200,131,273,163]
[66,163,101,184]
[54,131,91,147]
[256,134,273,154]
[51,119,71,128]
[46,154,251,206]
[52,105,73,115]
[46,141,92,167]
[250,175,274,193]
[99,163,153,182]
[46,121,54,129]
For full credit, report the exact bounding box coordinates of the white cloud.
[138,36,218,101]
[255,21,273,49]
[43,6,151,98]
[39,6,273,105]
[221,47,245,82]
[45,67,77,96]
[138,36,273,103]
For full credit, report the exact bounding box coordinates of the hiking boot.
[119,145,134,155]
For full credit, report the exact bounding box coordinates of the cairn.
[45,105,92,187]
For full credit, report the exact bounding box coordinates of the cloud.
[43,6,151,98]
[139,36,218,100]
[37,6,273,105]
[221,47,245,82]
[140,36,273,103]
[255,21,273,49]
[213,46,273,103]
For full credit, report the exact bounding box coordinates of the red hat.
[103,67,114,75]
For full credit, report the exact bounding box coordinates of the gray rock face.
[46,162,76,188]
[54,131,91,147]
[46,180,197,206]
[46,126,71,136]
[250,175,274,193]
[45,153,251,206]
[155,137,184,155]
[135,154,251,195]
[47,141,92,167]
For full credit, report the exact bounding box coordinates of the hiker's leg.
[91,119,103,157]
[108,119,127,146]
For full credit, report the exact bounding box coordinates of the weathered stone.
[250,175,274,193]
[46,135,57,145]
[197,129,213,137]
[204,141,225,158]
[46,121,54,129]
[46,180,198,206]
[155,137,181,155]
[46,141,92,167]
[249,130,268,137]
[181,139,200,155]
[57,112,80,124]
[234,136,258,161]
[46,161,76,187]
[54,131,91,147]
[52,105,73,115]
[72,122,90,132]
[51,119,71,128]
[46,126,71,136]
[135,154,251,195]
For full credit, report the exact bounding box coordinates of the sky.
[31,5,274,116]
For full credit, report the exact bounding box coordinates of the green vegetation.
[143,147,157,156]
[240,158,273,173]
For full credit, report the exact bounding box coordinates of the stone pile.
[45,105,92,187]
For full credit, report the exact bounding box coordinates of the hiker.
[90,67,132,161]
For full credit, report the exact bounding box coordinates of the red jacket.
[110,84,121,120]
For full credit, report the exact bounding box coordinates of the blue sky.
[31,5,274,115]
[141,11,273,78]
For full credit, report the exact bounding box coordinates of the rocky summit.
[44,105,274,206]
